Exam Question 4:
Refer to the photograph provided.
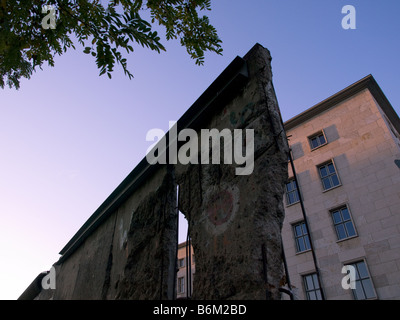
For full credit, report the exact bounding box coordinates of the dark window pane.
[304,235,311,250]
[287,190,300,205]
[302,223,308,235]
[331,174,340,186]
[357,261,369,279]
[322,177,331,190]
[305,276,314,290]
[308,291,317,300]
[319,135,326,145]
[353,282,366,300]
[320,166,328,177]
[297,238,306,252]
[342,208,350,220]
[288,193,294,204]
[312,274,320,289]
[293,191,299,203]
[332,211,342,224]
[354,268,361,280]
[336,224,346,240]
[345,221,356,237]
[295,225,302,236]
[311,138,319,149]
[362,279,376,299]
[286,180,300,205]
[328,163,336,174]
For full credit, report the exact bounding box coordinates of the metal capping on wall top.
[56,55,249,265]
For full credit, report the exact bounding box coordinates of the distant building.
[281,74,400,300]
[180,75,400,300]
[176,241,195,299]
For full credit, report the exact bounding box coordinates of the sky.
[1,0,400,300]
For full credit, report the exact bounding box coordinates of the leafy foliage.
[0,0,222,89]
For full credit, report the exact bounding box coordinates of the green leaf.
[1,0,222,89]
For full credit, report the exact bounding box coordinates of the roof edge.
[284,75,375,130]
[284,74,399,134]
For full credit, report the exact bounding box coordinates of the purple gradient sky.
[1,0,399,299]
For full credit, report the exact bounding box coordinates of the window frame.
[285,178,300,206]
[308,130,328,151]
[344,260,377,300]
[177,277,185,294]
[330,204,358,242]
[302,273,323,300]
[317,159,342,192]
[292,221,311,254]
[178,258,185,268]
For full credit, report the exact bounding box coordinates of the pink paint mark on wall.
[207,190,233,226]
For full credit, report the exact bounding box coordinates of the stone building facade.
[175,75,400,300]
[282,74,400,300]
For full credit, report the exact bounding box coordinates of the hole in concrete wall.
[176,184,188,244]
[176,184,193,299]
[178,211,188,244]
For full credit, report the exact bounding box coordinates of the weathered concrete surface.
[32,44,288,300]
[176,44,288,299]
[36,166,178,300]
[114,167,177,299]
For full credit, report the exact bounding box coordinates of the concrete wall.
[34,44,289,300]
[38,165,178,300]
[176,45,288,299]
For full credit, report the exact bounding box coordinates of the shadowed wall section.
[176,45,288,299]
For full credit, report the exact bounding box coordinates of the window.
[346,261,377,300]
[178,258,185,268]
[331,206,357,240]
[285,179,300,205]
[303,273,323,300]
[293,221,311,253]
[286,179,300,205]
[177,277,185,294]
[309,131,327,150]
[318,161,341,191]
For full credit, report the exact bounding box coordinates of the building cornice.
[284,75,400,135]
